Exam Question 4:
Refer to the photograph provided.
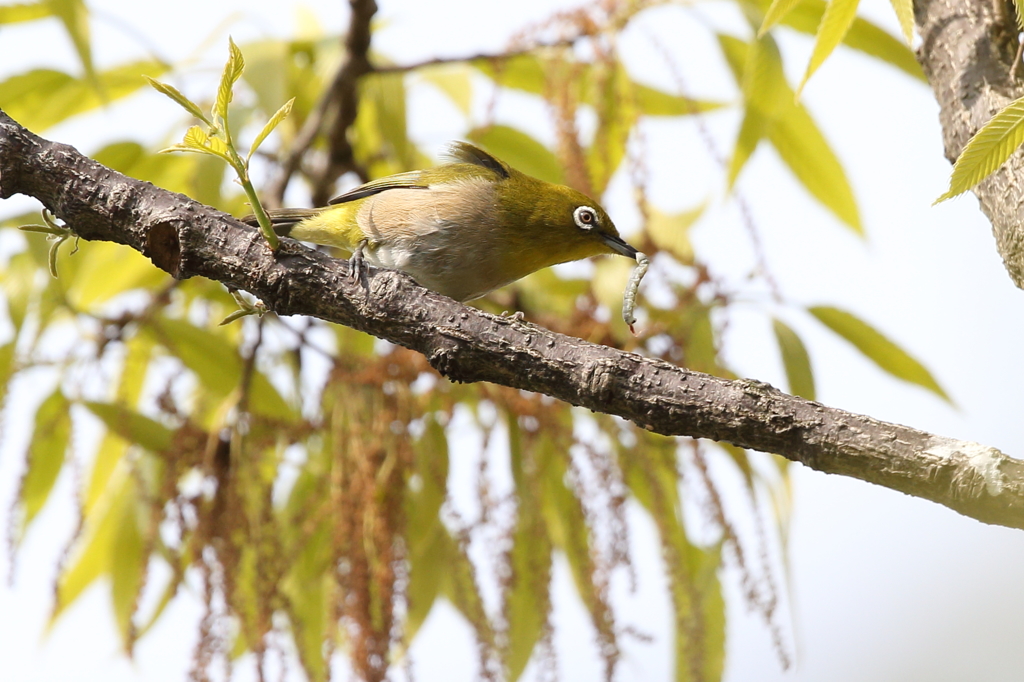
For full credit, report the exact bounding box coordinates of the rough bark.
[2,110,1024,529]
[916,0,1024,286]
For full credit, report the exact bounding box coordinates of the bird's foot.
[501,310,525,322]
[349,240,368,282]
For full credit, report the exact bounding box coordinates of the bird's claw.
[501,310,525,322]
[349,240,367,283]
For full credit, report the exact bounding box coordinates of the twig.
[371,39,581,75]
[1011,35,1024,80]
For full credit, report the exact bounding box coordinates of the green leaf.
[18,389,71,536]
[799,0,862,93]
[144,76,211,126]
[772,318,816,400]
[0,342,16,409]
[48,0,94,86]
[767,100,862,233]
[728,107,767,187]
[83,334,157,516]
[54,481,119,618]
[646,202,704,263]
[409,416,449,546]
[361,72,416,170]
[512,267,591,318]
[619,437,679,520]
[333,326,377,358]
[404,415,451,643]
[741,35,789,119]
[1015,0,1024,30]
[718,34,749,78]
[83,402,173,453]
[631,82,724,117]
[474,53,548,95]
[84,434,128,516]
[808,306,950,401]
[404,523,447,643]
[214,37,245,126]
[0,60,167,132]
[150,318,295,421]
[537,437,615,666]
[439,532,493,651]
[247,97,294,162]
[935,94,1024,203]
[152,317,235,399]
[780,0,924,81]
[587,64,638,195]
[760,0,806,35]
[618,434,725,682]
[478,53,722,118]
[504,510,551,681]
[54,469,127,621]
[92,140,146,172]
[66,241,169,311]
[888,0,914,42]
[0,2,51,24]
[726,35,784,186]
[283,521,334,682]
[110,474,147,650]
[674,543,726,682]
[504,415,553,680]
[592,257,636,322]
[133,571,184,642]
[719,33,860,231]
[468,125,564,185]
[419,64,474,115]
[1,251,36,331]
[162,125,232,162]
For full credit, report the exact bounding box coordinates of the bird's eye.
[574,206,598,230]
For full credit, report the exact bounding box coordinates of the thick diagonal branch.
[1,110,1023,529]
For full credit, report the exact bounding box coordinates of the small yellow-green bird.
[247,142,638,302]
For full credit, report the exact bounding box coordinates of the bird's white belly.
[365,228,507,302]
[357,179,506,301]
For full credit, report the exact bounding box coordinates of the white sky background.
[3,0,1024,681]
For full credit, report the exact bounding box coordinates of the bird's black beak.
[600,232,639,260]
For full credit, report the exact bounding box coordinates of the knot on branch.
[146,220,182,277]
[582,357,618,404]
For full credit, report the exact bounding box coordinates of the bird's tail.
[239,208,322,237]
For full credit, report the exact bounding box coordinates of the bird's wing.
[327,171,429,205]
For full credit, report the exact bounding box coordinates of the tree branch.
[267,0,378,207]
[1,110,1023,529]
[915,0,1024,287]
[312,0,377,206]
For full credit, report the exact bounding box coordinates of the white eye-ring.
[574,206,599,230]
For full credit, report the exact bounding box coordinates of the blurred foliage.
[0,1,947,681]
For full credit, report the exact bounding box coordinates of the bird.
[244,141,638,303]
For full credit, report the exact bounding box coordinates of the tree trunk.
[916,0,1024,286]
